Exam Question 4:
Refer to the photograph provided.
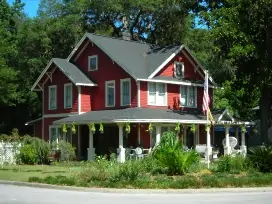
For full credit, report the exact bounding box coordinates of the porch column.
[235,127,239,146]
[117,123,125,163]
[155,124,161,146]
[77,125,81,158]
[240,131,247,157]
[137,123,141,145]
[87,129,95,161]
[195,124,200,145]
[224,125,231,155]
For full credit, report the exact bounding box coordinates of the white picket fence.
[0,142,21,165]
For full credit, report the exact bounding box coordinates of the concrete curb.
[1,180,272,194]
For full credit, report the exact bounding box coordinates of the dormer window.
[88,55,98,71]
[174,61,184,79]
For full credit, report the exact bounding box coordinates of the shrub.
[248,145,272,173]
[51,140,76,161]
[152,131,200,175]
[216,155,250,173]
[17,144,37,165]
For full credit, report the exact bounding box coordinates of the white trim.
[147,82,167,106]
[180,85,197,108]
[174,61,184,78]
[88,55,98,71]
[120,78,131,106]
[137,81,141,107]
[25,117,43,126]
[215,121,255,125]
[48,85,57,110]
[75,83,97,86]
[77,86,81,114]
[148,45,185,78]
[138,78,214,88]
[64,83,73,109]
[53,119,210,125]
[217,109,235,122]
[43,112,79,118]
[105,80,115,107]
[74,41,90,61]
[67,34,89,61]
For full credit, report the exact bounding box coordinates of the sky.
[7,0,40,17]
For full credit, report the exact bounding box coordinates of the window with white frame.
[105,80,115,107]
[49,126,72,144]
[64,83,73,108]
[148,82,167,106]
[180,86,197,108]
[88,55,98,71]
[120,78,131,106]
[174,61,184,78]
[48,85,57,110]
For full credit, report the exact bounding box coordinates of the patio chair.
[125,148,136,160]
[134,147,144,159]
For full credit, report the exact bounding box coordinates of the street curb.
[1,180,272,194]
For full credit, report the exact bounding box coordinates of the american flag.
[202,74,210,115]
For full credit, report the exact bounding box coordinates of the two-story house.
[28,32,224,161]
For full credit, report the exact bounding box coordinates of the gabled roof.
[67,33,215,85]
[31,58,96,91]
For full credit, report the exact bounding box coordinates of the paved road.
[0,184,272,204]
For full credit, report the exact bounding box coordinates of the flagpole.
[206,70,211,169]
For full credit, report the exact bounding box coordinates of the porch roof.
[53,108,208,125]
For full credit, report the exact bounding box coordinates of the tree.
[202,0,272,144]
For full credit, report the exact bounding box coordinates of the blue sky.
[8,0,40,17]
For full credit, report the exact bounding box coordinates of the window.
[174,61,184,78]
[49,126,72,144]
[64,83,73,108]
[105,80,115,107]
[148,82,167,106]
[48,85,57,110]
[88,55,98,71]
[180,86,197,108]
[120,78,131,106]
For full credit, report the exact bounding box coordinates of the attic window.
[88,55,98,71]
[174,61,184,79]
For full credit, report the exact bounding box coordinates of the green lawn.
[0,165,76,182]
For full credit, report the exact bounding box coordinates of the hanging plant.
[71,122,76,134]
[125,122,131,133]
[62,123,67,133]
[241,124,247,133]
[190,124,196,133]
[88,123,96,133]
[175,122,181,133]
[99,122,104,133]
[205,124,211,132]
[147,122,153,133]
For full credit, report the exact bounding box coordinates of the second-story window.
[88,55,98,71]
[180,86,197,108]
[64,83,73,108]
[48,85,57,110]
[106,80,115,107]
[148,82,167,106]
[121,78,131,106]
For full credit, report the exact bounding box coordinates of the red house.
[28,32,221,161]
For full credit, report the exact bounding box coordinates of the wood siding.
[81,86,91,112]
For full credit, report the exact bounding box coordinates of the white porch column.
[224,126,231,155]
[235,127,239,146]
[77,125,81,158]
[117,123,125,163]
[87,129,95,161]
[240,131,247,157]
[155,125,161,146]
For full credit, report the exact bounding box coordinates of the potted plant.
[99,122,104,134]
[190,124,196,133]
[241,124,247,133]
[88,123,96,133]
[205,124,211,132]
[175,122,181,133]
[71,122,76,134]
[125,122,131,134]
[62,123,67,133]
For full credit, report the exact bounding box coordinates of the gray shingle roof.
[86,33,181,79]
[52,58,95,86]
[53,107,207,124]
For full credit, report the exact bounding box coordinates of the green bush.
[29,175,76,186]
[248,145,272,173]
[152,131,200,175]
[17,144,37,165]
[216,155,250,173]
[51,140,76,161]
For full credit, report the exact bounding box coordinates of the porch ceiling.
[53,108,208,125]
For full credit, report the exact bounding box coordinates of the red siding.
[81,86,91,112]
[44,68,78,114]
[139,124,150,148]
[199,124,214,145]
[156,52,203,81]
[74,43,137,110]
[34,119,42,138]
